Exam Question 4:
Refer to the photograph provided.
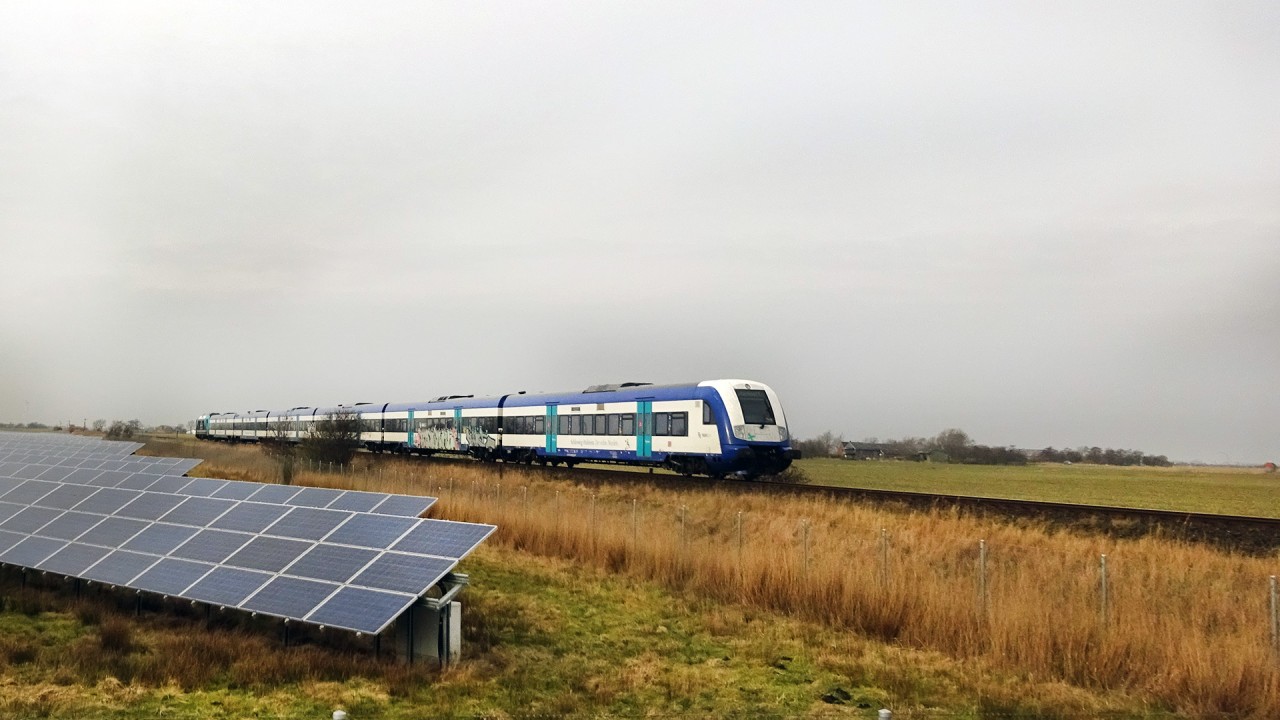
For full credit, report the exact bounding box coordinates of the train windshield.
[734,389,776,425]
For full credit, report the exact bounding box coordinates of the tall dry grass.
[146,439,1280,717]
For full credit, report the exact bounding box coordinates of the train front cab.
[698,379,794,478]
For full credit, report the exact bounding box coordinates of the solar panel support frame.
[396,577,465,668]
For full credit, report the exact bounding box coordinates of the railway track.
[476,460,1280,555]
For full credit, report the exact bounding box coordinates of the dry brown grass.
[145,439,1280,717]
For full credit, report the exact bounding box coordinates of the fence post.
[1270,575,1278,653]
[590,493,597,539]
[736,511,744,581]
[802,519,811,576]
[1099,554,1109,628]
[878,528,889,587]
[522,486,528,518]
[631,499,638,549]
[978,539,988,621]
[680,505,687,550]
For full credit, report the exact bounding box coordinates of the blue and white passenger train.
[195,379,796,478]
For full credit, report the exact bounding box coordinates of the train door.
[545,404,558,454]
[407,409,415,449]
[454,407,464,451]
[637,400,653,458]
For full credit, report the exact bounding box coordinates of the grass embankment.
[798,458,1280,518]
[109,439,1280,717]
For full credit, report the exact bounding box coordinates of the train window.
[621,413,634,435]
[672,412,687,436]
[559,416,570,435]
[703,403,714,425]
[653,413,670,436]
[607,414,620,435]
[735,389,776,425]
[594,415,606,435]
[534,416,545,434]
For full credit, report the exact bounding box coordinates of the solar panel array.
[0,432,495,635]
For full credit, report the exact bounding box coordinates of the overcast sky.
[2,2,1276,463]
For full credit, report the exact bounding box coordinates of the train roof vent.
[354,402,373,405]
[289,406,310,410]
[583,382,652,393]
[429,394,474,402]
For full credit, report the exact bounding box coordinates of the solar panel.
[73,487,142,515]
[352,552,455,595]
[0,506,63,534]
[11,464,48,480]
[392,519,496,559]
[35,466,75,482]
[210,482,260,501]
[184,567,272,606]
[325,490,386,513]
[224,536,312,573]
[83,550,158,585]
[38,543,111,576]
[0,462,26,477]
[0,501,26,524]
[117,493,185,521]
[170,529,252,564]
[160,497,236,527]
[1,536,67,566]
[63,468,105,485]
[78,516,149,546]
[37,484,98,510]
[325,513,417,549]
[370,494,434,517]
[285,487,345,508]
[0,529,29,554]
[179,478,226,497]
[36,511,103,540]
[210,502,287,533]
[147,476,191,494]
[115,473,158,490]
[241,576,338,620]
[262,507,350,541]
[246,485,303,505]
[2,480,59,505]
[122,523,199,555]
[307,586,416,634]
[0,431,494,636]
[284,544,379,584]
[133,558,213,596]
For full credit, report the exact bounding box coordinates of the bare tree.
[92,419,106,432]
[260,416,298,485]
[302,408,361,467]
[934,428,973,460]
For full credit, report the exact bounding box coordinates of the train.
[194,379,796,478]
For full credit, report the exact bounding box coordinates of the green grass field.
[796,458,1280,517]
[0,546,1170,719]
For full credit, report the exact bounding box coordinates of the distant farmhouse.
[842,441,949,462]
[843,441,886,460]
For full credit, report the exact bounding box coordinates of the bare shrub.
[98,617,133,654]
